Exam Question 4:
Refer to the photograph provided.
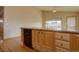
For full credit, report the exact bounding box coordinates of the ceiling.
[36,6,79,12]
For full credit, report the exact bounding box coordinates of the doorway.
[0,6,4,41]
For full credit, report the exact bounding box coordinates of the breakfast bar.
[21,27,79,52]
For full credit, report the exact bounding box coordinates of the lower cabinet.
[70,34,79,51]
[55,32,71,52]
[32,29,79,52]
[32,30,55,52]
[55,33,79,52]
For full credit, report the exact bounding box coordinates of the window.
[67,16,76,29]
[45,20,62,28]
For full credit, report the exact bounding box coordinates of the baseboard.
[4,36,21,40]
[4,34,21,40]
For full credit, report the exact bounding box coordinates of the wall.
[42,11,79,29]
[4,6,42,39]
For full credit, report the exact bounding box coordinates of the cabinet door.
[32,30,37,45]
[39,31,45,45]
[44,31,55,51]
[39,31,55,51]
[70,34,79,51]
[76,35,79,51]
[32,30,44,51]
[32,30,39,48]
[32,30,55,51]
[32,30,44,45]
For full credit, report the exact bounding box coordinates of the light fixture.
[52,9,57,13]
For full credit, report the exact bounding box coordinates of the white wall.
[4,6,42,39]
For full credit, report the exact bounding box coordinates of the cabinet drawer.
[62,33,70,41]
[75,34,79,37]
[55,32,70,41]
[55,40,70,49]
[55,47,69,52]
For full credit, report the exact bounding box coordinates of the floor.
[0,37,34,52]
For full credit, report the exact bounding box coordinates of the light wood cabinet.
[55,40,70,49]
[32,30,55,52]
[32,30,40,51]
[55,32,70,41]
[44,31,55,48]
[70,34,79,51]
[55,32,70,52]
[22,28,79,52]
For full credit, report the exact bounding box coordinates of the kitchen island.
[21,27,79,52]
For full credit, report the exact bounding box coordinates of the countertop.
[21,27,79,34]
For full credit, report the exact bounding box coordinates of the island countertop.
[21,27,79,34]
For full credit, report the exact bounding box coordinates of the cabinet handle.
[61,36,63,39]
[60,44,63,46]
[38,31,40,34]
[41,32,44,34]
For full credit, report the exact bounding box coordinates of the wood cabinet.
[70,34,79,51]
[55,32,79,52]
[22,28,79,52]
[32,30,55,52]
[32,30,40,51]
[32,30,79,52]
[55,32,71,52]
